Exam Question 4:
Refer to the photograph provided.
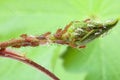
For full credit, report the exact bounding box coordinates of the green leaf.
[0,0,120,80]
[62,24,120,80]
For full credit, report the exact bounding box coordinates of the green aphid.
[62,18,118,48]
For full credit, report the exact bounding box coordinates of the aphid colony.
[0,18,118,49]
[51,18,118,48]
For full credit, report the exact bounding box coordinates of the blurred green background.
[0,0,120,80]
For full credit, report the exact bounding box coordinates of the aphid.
[53,18,118,48]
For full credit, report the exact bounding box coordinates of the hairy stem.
[0,49,59,80]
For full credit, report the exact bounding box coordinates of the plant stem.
[0,49,59,80]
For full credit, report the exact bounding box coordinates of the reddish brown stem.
[0,49,59,80]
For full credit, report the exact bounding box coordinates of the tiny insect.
[52,18,118,48]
